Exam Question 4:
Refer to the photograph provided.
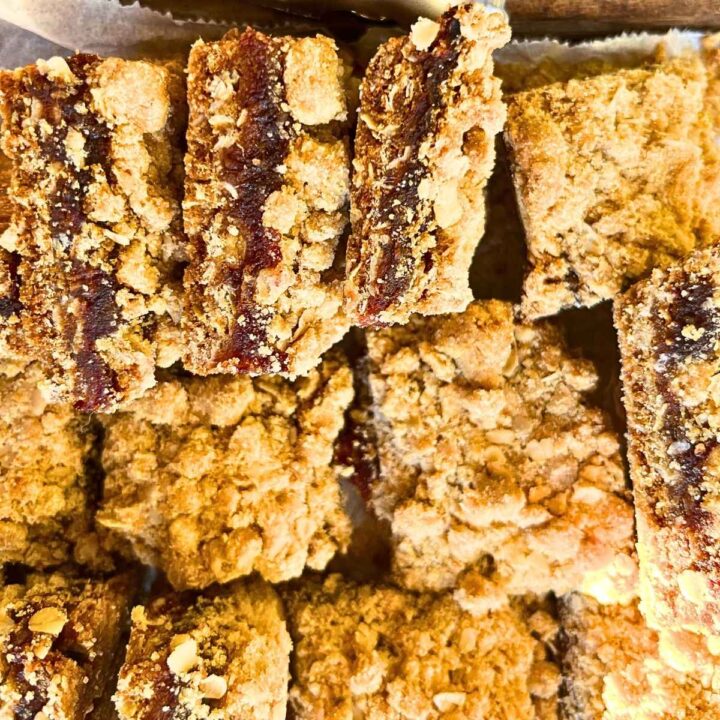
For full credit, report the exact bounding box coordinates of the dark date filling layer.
[128,593,230,719]
[1,54,122,411]
[650,275,720,573]
[333,354,379,503]
[0,250,22,320]
[187,28,291,374]
[349,11,461,325]
[6,597,98,720]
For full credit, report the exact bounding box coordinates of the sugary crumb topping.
[286,574,559,720]
[367,300,636,605]
[0,363,112,570]
[0,571,134,720]
[98,354,354,589]
[506,44,720,319]
[561,592,720,719]
[182,28,350,378]
[345,2,510,327]
[615,245,720,639]
[0,54,186,410]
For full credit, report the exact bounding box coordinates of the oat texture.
[0,54,186,410]
[183,28,351,378]
[561,591,720,719]
[285,574,560,720]
[115,579,290,720]
[0,362,112,570]
[98,354,353,589]
[505,40,720,319]
[0,570,135,720]
[616,245,720,638]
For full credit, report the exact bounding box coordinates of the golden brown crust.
[98,354,354,590]
[0,363,113,570]
[505,51,720,320]
[345,3,510,327]
[285,574,559,720]
[560,592,720,719]
[114,579,290,720]
[367,300,636,607]
[0,570,135,720]
[615,245,720,638]
[0,54,186,411]
[182,28,350,378]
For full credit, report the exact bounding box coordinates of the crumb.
[560,592,720,719]
[114,578,290,720]
[345,3,510,327]
[0,54,186,410]
[98,354,354,589]
[0,362,113,570]
[0,570,135,719]
[505,48,720,319]
[615,245,720,638]
[285,574,559,720]
[182,28,350,378]
[366,300,636,604]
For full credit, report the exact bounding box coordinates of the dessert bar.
[285,574,559,720]
[0,570,135,719]
[560,592,720,719]
[505,38,720,319]
[615,246,720,637]
[98,354,353,589]
[183,27,350,377]
[0,363,111,570]
[0,54,186,411]
[114,579,290,720]
[345,3,510,327]
[367,300,636,606]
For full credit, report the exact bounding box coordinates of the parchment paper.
[0,0,512,69]
[496,29,703,70]
[0,0,352,63]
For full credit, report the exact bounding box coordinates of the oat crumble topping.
[367,300,636,606]
[182,28,351,378]
[345,3,510,327]
[0,54,186,410]
[98,354,354,589]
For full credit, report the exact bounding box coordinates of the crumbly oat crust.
[0,570,135,720]
[505,45,720,320]
[366,300,636,606]
[114,579,290,720]
[183,28,350,378]
[615,245,720,638]
[345,3,510,327]
[285,574,559,720]
[0,54,186,411]
[98,354,353,590]
[560,592,720,720]
[0,363,112,570]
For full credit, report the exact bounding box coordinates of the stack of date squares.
[1,3,720,719]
